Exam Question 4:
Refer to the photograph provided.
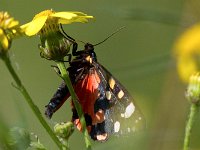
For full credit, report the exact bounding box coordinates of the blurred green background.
[1,0,200,150]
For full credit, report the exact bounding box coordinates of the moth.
[45,29,145,141]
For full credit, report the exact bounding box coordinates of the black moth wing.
[93,61,146,136]
[44,64,86,119]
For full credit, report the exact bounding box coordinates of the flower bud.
[54,122,74,140]
[39,31,73,60]
[186,72,200,104]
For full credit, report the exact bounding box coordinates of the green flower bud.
[39,30,72,60]
[54,122,74,140]
[186,72,200,104]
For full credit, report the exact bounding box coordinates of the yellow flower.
[0,12,22,54]
[174,24,200,82]
[0,12,19,29]
[21,9,94,36]
[21,9,93,60]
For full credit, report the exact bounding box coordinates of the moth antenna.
[93,26,125,46]
[59,24,76,42]
[60,24,87,45]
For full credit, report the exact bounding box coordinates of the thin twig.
[183,104,198,150]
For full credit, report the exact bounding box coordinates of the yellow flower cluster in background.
[21,9,94,36]
[0,11,22,52]
[174,24,200,83]
[0,12,19,30]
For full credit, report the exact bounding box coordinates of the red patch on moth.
[72,69,102,130]
[94,109,105,124]
[74,119,82,131]
[73,119,92,133]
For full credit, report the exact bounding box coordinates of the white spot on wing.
[96,133,108,141]
[114,121,120,133]
[106,91,111,100]
[117,90,124,99]
[124,102,135,118]
[109,78,115,89]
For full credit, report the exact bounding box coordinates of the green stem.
[57,61,91,150]
[183,104,198,150]
[1,54,64,150]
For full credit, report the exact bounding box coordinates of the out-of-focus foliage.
[0,119,31,150]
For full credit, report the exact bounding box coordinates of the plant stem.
[2,54,64,150]
[183,104,198,150]
[56,61,91,150]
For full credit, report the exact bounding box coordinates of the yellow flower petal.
[58,17,89,24]
[20,22,30,32]
[21,10,93,36]
[0,29,9,50]
[68,11,88,16]
[175,24,200,55]
[51,12,78,20]
[52,12,93,24]
[34,10,54,19]
[24,16,48,36]
[6,18,19,28]
[177,56,198,82]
